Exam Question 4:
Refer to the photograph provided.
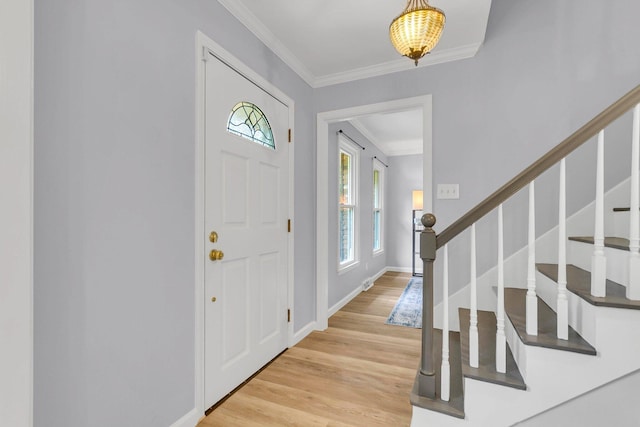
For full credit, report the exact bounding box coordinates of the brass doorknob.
[209,249,224,261]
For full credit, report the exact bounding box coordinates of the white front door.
[204,53,290,407]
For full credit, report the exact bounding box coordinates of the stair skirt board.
[458,308,526,390]
[504,288,596,355]
[410,329,465,419]
[537,263,640,310]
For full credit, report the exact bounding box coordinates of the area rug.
[385,277,422,328]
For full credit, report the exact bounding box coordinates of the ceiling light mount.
[389,0,446,66]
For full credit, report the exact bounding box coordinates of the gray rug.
[385,277,422,328]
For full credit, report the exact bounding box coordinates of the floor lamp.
[412,190,424,277]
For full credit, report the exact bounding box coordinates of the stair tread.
[458,308,526,390]
[537,263,640,310]
[569,236,629,251]
[504,288,596,355]
[410,329,465,418]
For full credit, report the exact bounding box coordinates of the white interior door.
[204,54,289,407]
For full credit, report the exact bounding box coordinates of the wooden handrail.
[436,84,640,249]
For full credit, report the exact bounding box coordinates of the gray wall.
[34,0,314,425]
[386,155,424,271]
[32,0,640,425]
[316,0,640,300]
[327,122,388,308]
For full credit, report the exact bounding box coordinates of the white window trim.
[338,135,360,272]
[372,158,385,256]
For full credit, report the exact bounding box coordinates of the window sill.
[338,260,360,275]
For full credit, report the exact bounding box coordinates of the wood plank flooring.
[198,272,421,427]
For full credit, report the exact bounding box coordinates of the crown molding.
[349,118,382,148]
[218,0,483,89]
[216,0,316,87]
[313,42,482,88]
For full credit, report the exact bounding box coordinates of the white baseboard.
[292,320,317,345]
[169,408,201,427]
[328,285,362,317]
[386,266,413,273]
[371,267,388,282]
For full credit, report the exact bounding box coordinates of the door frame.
[1,1,34,426]
[194,31,295,414]
[316,96,433,329]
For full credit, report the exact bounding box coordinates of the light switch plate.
[437,184,459,199]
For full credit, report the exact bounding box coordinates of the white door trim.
[194,31,295,415]
[316,96,433,329]
[0,0,34,426]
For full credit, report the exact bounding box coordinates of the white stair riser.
[535,271,598,344]
[412,306,640,427]
[568,240,628,288]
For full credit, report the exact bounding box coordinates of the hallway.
[199,272,421,426]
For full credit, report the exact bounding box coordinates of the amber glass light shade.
[389,0,445,66]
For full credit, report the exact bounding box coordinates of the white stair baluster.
[526,181,538,336]
[557,158,569,340]
[441,244,450,402]
[496,204,506,373]
[591,130,607,297]
[469,223,479,368]
[629,104,640,300]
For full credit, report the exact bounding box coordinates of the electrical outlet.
[437,184,459,199]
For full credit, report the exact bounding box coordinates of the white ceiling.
[217,0,492,88]
[217,0,492,156]
[350,109,424,156]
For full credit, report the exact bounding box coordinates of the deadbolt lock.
[209,231,218,243]
[211,296,217,302]
[209,249,224,261]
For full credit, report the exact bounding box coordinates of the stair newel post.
[526,181,538,336]
[557,158,569,340]
[629,104,640,300]
[441,243,450,402]
[417,213,437,398]
[469,223,479,368]
[591,130,607,297]
[496,204,506,373]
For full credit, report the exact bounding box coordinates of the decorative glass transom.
[226,102,275,149]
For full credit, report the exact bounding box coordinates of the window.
[338,137,359,269]
[373,159,384,254]
[226,101,275,149]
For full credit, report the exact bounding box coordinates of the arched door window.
[226,101,275,149]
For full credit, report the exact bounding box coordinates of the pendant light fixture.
[389,0,446,66]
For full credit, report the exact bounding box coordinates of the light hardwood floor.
[198,271,421,427]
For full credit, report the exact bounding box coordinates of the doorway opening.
[316,95,433,329]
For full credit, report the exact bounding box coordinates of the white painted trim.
[215,0,482,88]
[216,0,315,86]
[387,266,414,274]
[328,286,363,318]
[169,408,201,427]
[349,118,382,151]
[317,95,433,331]
[291,320,317,347]
[0,0,34,426]
[194,30,296,414]
[337,135,361,273]
[329,266,390,318]
[371,267,390,282]
[313,43,482,88]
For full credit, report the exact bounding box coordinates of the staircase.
[409,85,640,426]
